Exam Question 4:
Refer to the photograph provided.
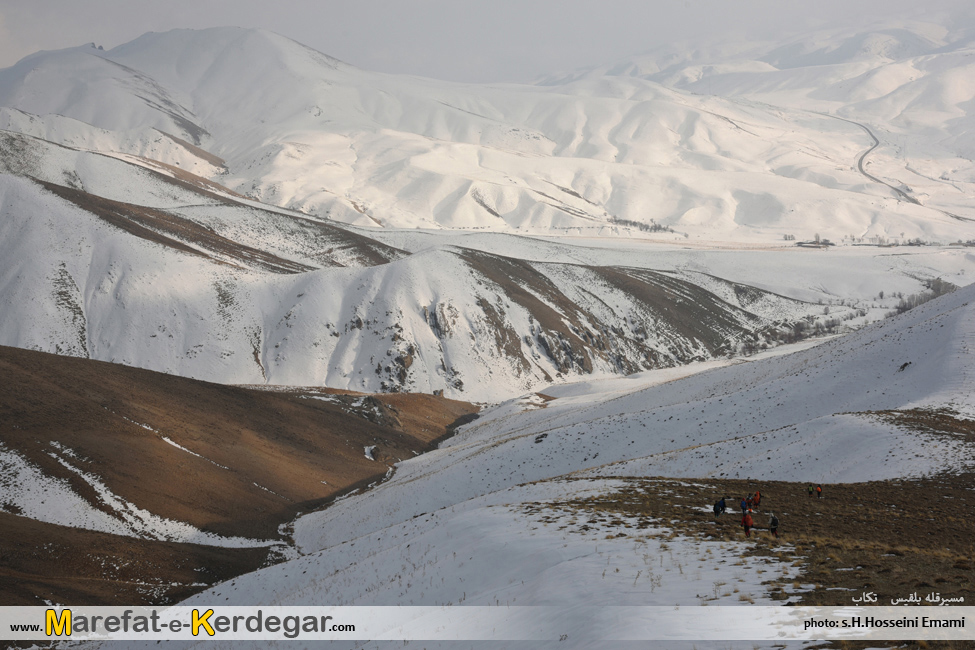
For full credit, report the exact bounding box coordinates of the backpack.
[770,516,779,528]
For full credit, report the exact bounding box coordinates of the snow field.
[4,26,975,243]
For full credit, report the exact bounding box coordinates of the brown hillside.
[0,345,477,605]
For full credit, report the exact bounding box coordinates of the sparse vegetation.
[609,216,679,234]
[526,460,975,616]
[887,278,958,316]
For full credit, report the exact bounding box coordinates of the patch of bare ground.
[0,512,268,606]
[0,345,478,606]
[42,163,406,269]
[864,408,975,445]
[527,472,974,649]
[34,179,315,274]
[153,129,228,169]
[531,472,974,649]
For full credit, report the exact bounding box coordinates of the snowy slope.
[3,121,973,400]
[1,27,974,243]
[0,128,851,399]
[80,279,975,650]
[553,21,975,225]
[291,282,975,559]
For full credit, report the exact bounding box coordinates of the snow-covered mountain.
[2,22,975,401]
[544,20,975,224]
[0,129,848,400]
[4,19,975,640]
[2,26,974,241]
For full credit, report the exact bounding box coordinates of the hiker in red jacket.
[742,510,754,537]
[816,484,823,499]
[753,490,761,508]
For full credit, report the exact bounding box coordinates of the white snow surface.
[2,159,973,401]
[1,25,974,242]
[3,22,975,400]
[546,19,975,226]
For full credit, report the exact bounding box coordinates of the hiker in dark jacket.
[742,510,754,537]
[713,497,727,518]
[768,512,779,538]
[740,497,748,514]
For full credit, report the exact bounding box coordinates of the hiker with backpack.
[768,512,779,539]
[807,484,814,497]
[713,497,727,518]
[816,484,823,499]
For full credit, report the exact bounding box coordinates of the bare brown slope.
[538,470,975,613]
[154,129,227,169]
[35,179,316,274]
[0,346,477,605]
[86,144,408,268]
[0,345,477,539]
[0,512,269,606]
[1,130,405,270]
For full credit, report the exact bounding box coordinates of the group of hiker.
[712,491,777,539]
[712,484,825,538]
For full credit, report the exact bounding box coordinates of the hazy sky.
[1,0,972,83]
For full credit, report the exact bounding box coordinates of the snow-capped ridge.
[5,25,975,237]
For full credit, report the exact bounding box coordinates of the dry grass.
[528,471,975,612]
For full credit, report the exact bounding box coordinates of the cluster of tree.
[732,313,850,355]
[609,217,676,234]
[886,278,957,316]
